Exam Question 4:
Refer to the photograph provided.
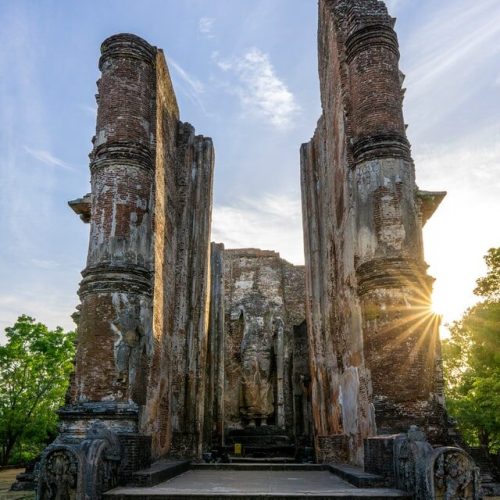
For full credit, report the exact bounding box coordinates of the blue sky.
[0,0,499,340]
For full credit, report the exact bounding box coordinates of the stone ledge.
[99,33,157,68]
[191,463,328,471]
[345,24,399,63]
[126,460,190,487]
[104,492,411,499]
[329,464,386,488]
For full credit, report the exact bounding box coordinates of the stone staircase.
[101,429,413,498]
[468,447,500,497]
[103,462,411,499]
[224,426,297,463]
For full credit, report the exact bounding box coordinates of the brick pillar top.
[99,33,157,68]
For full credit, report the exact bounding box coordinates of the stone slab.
[191,463,327,471]
[128,459,190,487]
[328,464,386,488]
[0,468,35,500]
[104,469,411,499]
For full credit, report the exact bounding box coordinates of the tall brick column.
[38,33,216,498]
[301,0,447,464]
[345,5,446,439]
[69,33,157,423]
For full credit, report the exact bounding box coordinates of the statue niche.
[239,310,277,427]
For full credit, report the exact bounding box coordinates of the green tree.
[0,315,75,465]
[442,247,500,453]
[474,247,500,300]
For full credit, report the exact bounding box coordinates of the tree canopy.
[0,315,75,465]
[473,247,500,301]
[442,247,500,453]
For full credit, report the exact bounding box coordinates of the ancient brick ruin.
[301,0,447,465]
[208,247,312,458]
[34,1,483,499]
[39,34,215,497]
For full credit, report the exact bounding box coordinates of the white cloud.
[214,48,300,129]
[199,17,215,38]
[79,103,97,117]
[416,136,500,324]
[385,0,406,14]
[24,146,74,171]
[212,193,304,264]
[31,258,60,269]
[167,57,207,112]
[0,288,77,343]
[403,0,500,138]
[168,58,204,95]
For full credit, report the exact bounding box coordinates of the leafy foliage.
[473,247,500,300]
[442,248,500,453]
[0,315,75,465]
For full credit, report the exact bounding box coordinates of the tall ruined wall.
[204,243,225,447]
[301,0,446,464]
[66,34,214,461]
[216,248,306,436]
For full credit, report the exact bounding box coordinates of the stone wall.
[207,247,309,444]
[204,242,225,447]
[61,32,214,477]
[301,0,447,464]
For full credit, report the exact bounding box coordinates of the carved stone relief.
[430,448,479,500]
[38,448,80,500]
[240,311,276,426]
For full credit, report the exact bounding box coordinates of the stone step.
[223,445,297,461]
[226,435,293,446]
[224,444,295,454]
[191,463,327,471]
[229,455,296,464]
[329,464,387,488]
[104,465,411,499]
[226,425,283,436]
[126,459,190,487]
[104,491,411,499]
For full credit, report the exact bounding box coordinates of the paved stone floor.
[106,469,409,497]
[0,469,34,500]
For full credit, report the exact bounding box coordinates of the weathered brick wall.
[292,321,313,443]
[301,0,446,464]
[68,34,214,461]
[205,243,225,447]
[168,124,214,458]
[72,34,157,407]
[219,248,306,437]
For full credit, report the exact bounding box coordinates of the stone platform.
[225,426,297,461]
[103,464,410,499]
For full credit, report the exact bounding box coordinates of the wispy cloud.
[31,258,60,270]
[167,57,206,111]
[416,137,500,192]
[403,0,500,138]
[415,133,500,324]
[199,17,215,39]
[79,103,97,117]
[24,146,74,171]
[212,193,304,264]
[0,4,57,254]
[168,58,204,95]
[385,0,406,14]
[0,287,78,343]
[214,48,300,129]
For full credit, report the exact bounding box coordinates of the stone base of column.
[170,432,202,460]
[364,427,480,499]
[315,434,349,463]
[374,396,449,446]
[36,402,152,498]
